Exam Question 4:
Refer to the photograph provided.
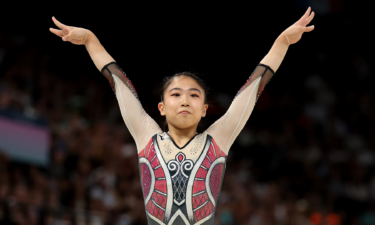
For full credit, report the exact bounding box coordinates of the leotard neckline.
[165,132,199,149]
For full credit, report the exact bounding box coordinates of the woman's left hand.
[279,7,315,45]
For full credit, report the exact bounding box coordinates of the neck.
[167,124,198,148]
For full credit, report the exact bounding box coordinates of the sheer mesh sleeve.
[101,62,139,99]
[206,64,275,153]
[234,63,275,102]
[101,62,161,151]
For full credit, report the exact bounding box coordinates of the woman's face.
[158,76,208,130]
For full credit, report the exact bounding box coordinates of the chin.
[176,123,194,129]
[173,120,199,130]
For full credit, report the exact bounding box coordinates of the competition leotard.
[101,62,275,225]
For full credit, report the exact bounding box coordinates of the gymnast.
[50,7,315,224]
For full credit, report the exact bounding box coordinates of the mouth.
[179,111,190,114]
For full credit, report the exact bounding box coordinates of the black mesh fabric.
[235,63,275,103]
[101,62,139,100]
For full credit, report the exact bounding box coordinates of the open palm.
[49,17,91,45]
[282,7,315,45]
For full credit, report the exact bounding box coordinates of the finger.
[294,7,311,26]
[304,25,315,32]
[52,17,72,35]
[52,17,68,30]
[300,7,311,21]
[304,11,315,26]
[49,28,64,37]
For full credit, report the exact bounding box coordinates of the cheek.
[164,99,178,111]
[192,100,205,112]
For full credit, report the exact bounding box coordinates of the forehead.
[168,76,202,90]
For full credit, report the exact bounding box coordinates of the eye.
[191,94,199,97]
[172,93,180,96]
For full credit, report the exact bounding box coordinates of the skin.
[158,76,208,147]
[49,7,315,148]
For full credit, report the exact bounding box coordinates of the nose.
[181,94,190,107]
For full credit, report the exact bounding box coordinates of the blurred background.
[0,0,374,224]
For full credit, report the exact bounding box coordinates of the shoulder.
[156,130,167,139]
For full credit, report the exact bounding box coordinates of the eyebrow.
[168,88,202,94]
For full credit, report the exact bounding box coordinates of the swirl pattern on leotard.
[138,134,227,225]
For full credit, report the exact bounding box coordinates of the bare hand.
[280,7,315,45]
[49,17,91,45]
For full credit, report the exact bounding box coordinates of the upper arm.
[206,64,275,154]
[102,62,161,152]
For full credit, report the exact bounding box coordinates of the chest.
[137,133,228,224]
[156,132,207,164]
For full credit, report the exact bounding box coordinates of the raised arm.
[206,7,315,154]
[49,17,161,152]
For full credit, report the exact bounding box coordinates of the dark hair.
[159,72,210,131]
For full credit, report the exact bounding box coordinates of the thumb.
[62,35,70,42]
[304,25,315,32]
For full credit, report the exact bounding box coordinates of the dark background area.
[1,0,374,224]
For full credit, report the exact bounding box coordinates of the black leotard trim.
[101,61,117,75]
[258,63,275,75]
[166,132,199,149]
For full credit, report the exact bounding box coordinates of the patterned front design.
[139,139,167,221]
[141,164,151,198]
[191,139,225,223]
[210,164,224,201]
[138,134,227,225]
[168,152,193,205]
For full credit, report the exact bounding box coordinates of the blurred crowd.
[1,16,375,225]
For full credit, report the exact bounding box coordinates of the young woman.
[50,7,314,225]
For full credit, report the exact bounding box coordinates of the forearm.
[260,35,289,73]
[84,31,115,71]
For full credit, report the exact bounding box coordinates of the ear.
[158,102,166,116]
[201,104,208,117]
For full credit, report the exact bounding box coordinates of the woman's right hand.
[49,17,92,45]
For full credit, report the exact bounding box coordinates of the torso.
[138,131,227,225]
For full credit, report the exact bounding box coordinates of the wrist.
[84,31,98,46]
[275,34,290,47]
